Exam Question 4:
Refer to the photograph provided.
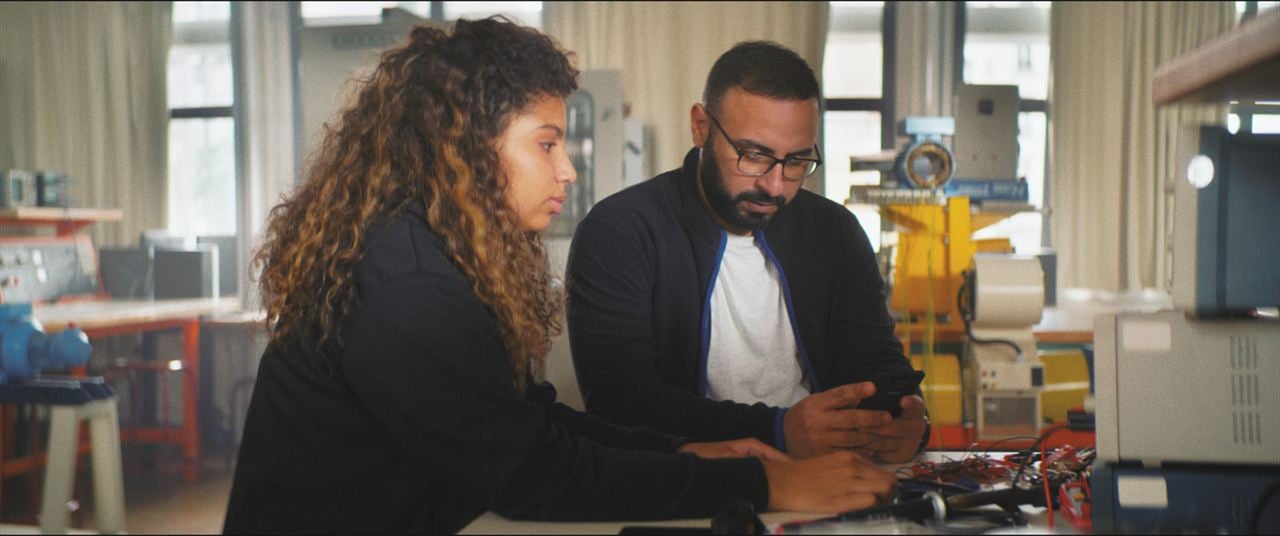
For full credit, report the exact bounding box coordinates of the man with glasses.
[566,41,927,463]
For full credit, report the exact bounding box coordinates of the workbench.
[459,451,1072,534]
[1,297,239,491]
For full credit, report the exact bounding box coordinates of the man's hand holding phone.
[782,371,927,463]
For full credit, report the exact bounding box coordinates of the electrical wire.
[979,436,1040,456]
[1041,439,1054,530]
[1006,423,1067,515]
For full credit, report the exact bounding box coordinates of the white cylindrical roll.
[973,255,1044,328]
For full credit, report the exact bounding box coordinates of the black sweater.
[223,205,767,534]
[566,148,914,449]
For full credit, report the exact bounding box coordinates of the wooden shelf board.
[0,206,123,223]
[1154,10,1280,105]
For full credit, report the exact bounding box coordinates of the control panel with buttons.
[0,235,99,303]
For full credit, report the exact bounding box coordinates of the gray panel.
[1221,133,1280,310]
[98,247,153,299]
[549,70,624,237]
[1095,312,1121,461]
[1106,310,1280,466]
[952,84,1019,180]
[1173,128,1280,314]
[198,235,238,297]
[0,236,99,302]
[297,13,448,161]
[153,246,219,299]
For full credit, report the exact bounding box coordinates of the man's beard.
[700,142,786,231]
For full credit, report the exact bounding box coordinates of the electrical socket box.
[977,390,1042,439]
[953,84,1020,181]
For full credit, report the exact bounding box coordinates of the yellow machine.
[885,196,1024,426]
[850,116,1089,437]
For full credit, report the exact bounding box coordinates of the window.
[960,1,1051,253]
[1237,1,1280,23]
[823,1,889,250]
[168,1,235,237]
[1231,3,1279,135]
[300,1,542,28]
[1229,100,1280,134]
[443,1,542,28]
[821,2,1052,254]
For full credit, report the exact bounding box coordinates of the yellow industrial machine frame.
[882,196,1031,426]
[881,198,1090,433]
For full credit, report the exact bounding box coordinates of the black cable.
[1006,424,1066,514]
[981,435,1040,456]
[956,274,1023,358]
[898,478,981,497]
[1250,479,1280,535]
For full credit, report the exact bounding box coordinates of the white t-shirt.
[705,233,810,407]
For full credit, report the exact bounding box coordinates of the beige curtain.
[233,1,299,310]
[1049,1,1234,292]
[544,1,829,181]
[0,2,171,247]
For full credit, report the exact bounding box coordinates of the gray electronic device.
[1,169,39,208]
[36,171,66,207]
[976,390,1041,440]
[197,235,238,297]
[98,247,154,299]
[1171,127,1280,317]
[0,235,99,302]
[953,84,1019,181]
[1094,310,1280,466]
[153,245,219,300]
[298,8,445,163]
[551,70,624,236]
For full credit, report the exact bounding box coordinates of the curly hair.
[254,17,578,392]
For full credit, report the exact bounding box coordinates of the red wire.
[1041,439,1053,530]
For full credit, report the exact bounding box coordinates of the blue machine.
[1092,462,1280,533]
[1,302,91,383]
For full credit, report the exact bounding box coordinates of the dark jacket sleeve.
[567,214,782,444]
[527,381,690,453]
[826,209,916,386]
[339,272,768,521]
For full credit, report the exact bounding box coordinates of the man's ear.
[690,103,710,148]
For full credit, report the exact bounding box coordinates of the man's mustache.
[735,189,785,208]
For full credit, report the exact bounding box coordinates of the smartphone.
[854,370,925,417]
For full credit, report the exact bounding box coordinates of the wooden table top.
[32,297,241,332]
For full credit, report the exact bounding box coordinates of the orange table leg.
[181,320,200,482]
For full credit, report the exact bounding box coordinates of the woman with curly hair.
[223,17,897,534]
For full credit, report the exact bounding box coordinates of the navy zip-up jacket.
[567,147,915,450]
[224,204,768,534]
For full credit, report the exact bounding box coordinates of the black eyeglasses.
[706,111,823,181]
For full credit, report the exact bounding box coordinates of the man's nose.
[755,164,786,197]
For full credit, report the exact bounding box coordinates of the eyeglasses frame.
[704,110,823,182]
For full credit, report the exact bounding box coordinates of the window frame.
[299,1,543,28]
[169,4,237,236]
[824,2,897,152]
[954,1,1052,248]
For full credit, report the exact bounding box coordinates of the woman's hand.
[761,451,898,513]
[677,438,791,462]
